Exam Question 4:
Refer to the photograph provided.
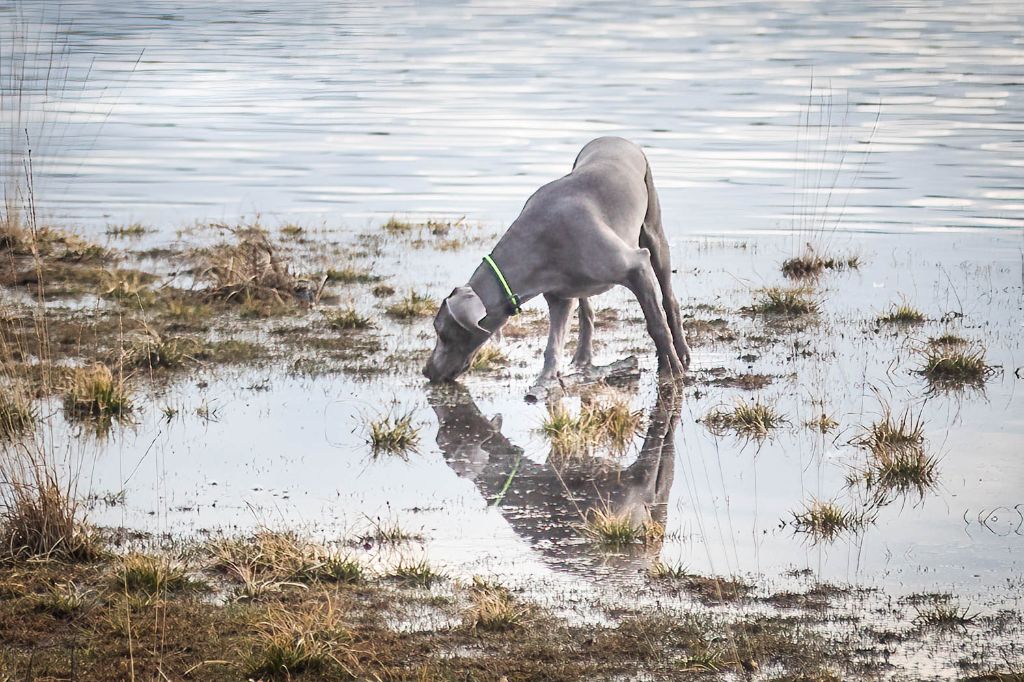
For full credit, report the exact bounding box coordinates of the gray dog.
[423,136,690,386]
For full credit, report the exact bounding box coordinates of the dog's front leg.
[537,293,574,385]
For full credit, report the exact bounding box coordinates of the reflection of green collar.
[483,254,521,315]
[490,451,522,508]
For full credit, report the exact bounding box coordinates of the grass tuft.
[542,390,643,456]
[385,290,435,320]
[116,553,199,594]
[0,472,101,562]
[34,581,92,619]
[325,306,373,331]
[62,364,133,421]
[805,412,839,434]
[469,345,506,372]
[918,343,993,389]
[243,599,355,678]
[390,558,444,587]
[791,499,865,541]
[367,408,420,455]
[781,248,860,279]
[580,506,664,548]
[382,216,413,233]
[750,286,819,315]
[649,561,691,581]
[464,577,531,631]
[326,265,379,284]
[914,601,977,629]
[704,399,786,438]
[0,391,36,439]
[878,302,926,324]
[853,406,924,452]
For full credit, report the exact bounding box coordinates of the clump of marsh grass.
[781,247,860,279]
[928,333,968,348]
[385,290,435,319]
[791,499,865,542]
[366,407,420,456]
[243,599,357,679]
[0,390,36,439]
[390,558,445,587]
[0,465,101,562]
[918,343,994,390]
[805,412,838,434]
[325,306,373,331]
[62,364,133,423]
[325,265,379,284]
[852,406,924,452]
[104,222,149,238]
[469,345,506,372]
[542,389,643,456]
[192,226,319,307]
[649,561,692,581]
[116,553,200,594]
[913,601,977,629]
[119,329,200,371]
[34,581,92,618]
[381,216,413,234]
[858,446,939,500]
[703,399,786,438]
[749,286,819,316]
[464,577,532,632]
[579,506,665,549]
[209,530,359,597]
[851,405,937,502]
[877,301,926,324]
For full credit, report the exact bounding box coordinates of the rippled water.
[3,0,1024,234]
[3,0,1024,629]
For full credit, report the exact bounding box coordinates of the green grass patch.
[703,399,786,438]
[367,408,420,456]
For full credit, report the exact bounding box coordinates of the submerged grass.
[704,399,786,438]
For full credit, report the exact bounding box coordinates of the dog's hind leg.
[538,293,574,383]
[640,162,691,368]
[571,297,594,367]
[624,249,684,379]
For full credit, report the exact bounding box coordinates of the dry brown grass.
[542,389,643,456]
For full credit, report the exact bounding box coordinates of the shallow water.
[4,0,1024,234]
[3,0,1024,636]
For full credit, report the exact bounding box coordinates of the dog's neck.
[466,247,536,333]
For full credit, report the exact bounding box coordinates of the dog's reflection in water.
[428,384,681,571]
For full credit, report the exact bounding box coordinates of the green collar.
[482,254,521,315]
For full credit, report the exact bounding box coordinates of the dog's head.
[423,286,491,383]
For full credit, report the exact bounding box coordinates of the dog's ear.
[445,286,487,334]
